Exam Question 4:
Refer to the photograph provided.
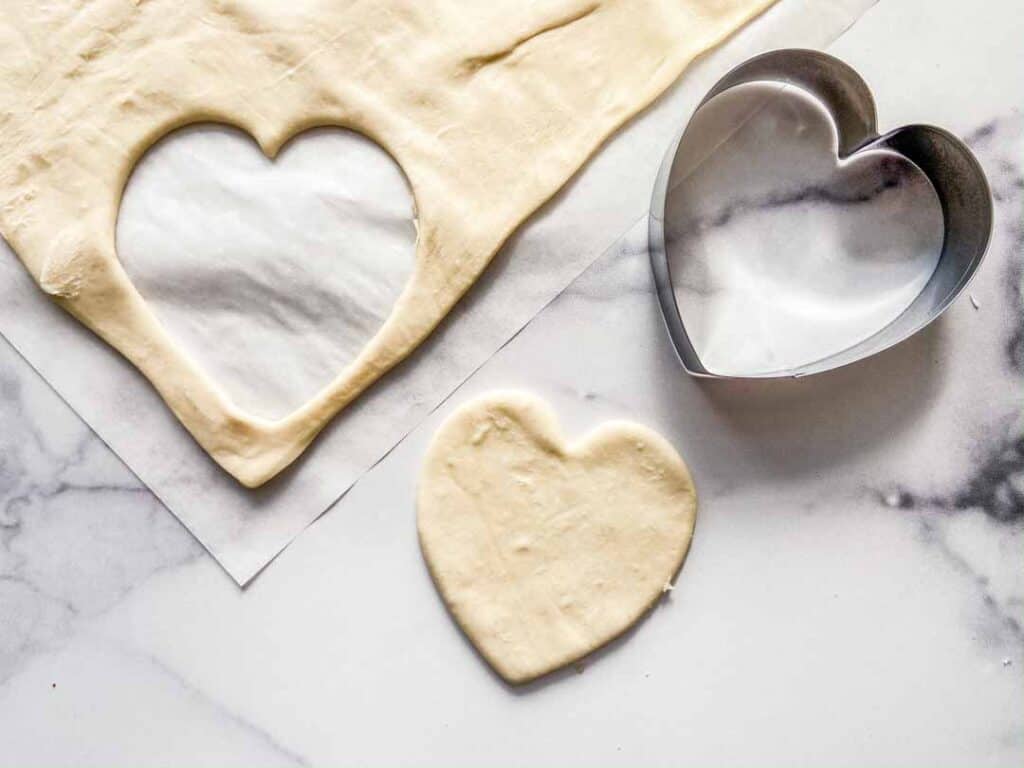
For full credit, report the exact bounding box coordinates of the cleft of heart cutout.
[417,391,697,684]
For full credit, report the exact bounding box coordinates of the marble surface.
[1,0,1022,765]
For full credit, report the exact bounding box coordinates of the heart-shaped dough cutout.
[418,391,697,684]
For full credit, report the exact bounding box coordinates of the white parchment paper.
[0,0,877,584]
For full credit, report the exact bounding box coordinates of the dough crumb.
[470,421,493,445]
[40,240,91,299]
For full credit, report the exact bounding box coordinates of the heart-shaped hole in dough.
[117,124,417,420]
[666,82,946,376]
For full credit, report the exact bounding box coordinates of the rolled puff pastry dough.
[418,391,697,684]
[0,0,775,486]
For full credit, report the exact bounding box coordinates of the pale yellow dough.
[417,391,697,684]
[0,0,773,486]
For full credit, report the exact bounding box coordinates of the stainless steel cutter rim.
[648,48,993,380]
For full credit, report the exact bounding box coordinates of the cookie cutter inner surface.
[649,49,992,379]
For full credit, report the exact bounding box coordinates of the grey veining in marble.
[861,111,1024,655]
[966,117,1024,378]
[0,340,200,682]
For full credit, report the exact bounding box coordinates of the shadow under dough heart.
[417,391,697,685]
[0,0,778,486]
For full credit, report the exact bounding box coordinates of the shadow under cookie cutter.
[648,48,993,379]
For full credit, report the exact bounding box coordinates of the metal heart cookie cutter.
[648,49,992,378]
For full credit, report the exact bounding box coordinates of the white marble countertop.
[1,0,1021,766]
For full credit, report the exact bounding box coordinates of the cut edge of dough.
[416,389,697,685]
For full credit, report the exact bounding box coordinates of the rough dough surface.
[0,0,774,486]
[417,391,697,684]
